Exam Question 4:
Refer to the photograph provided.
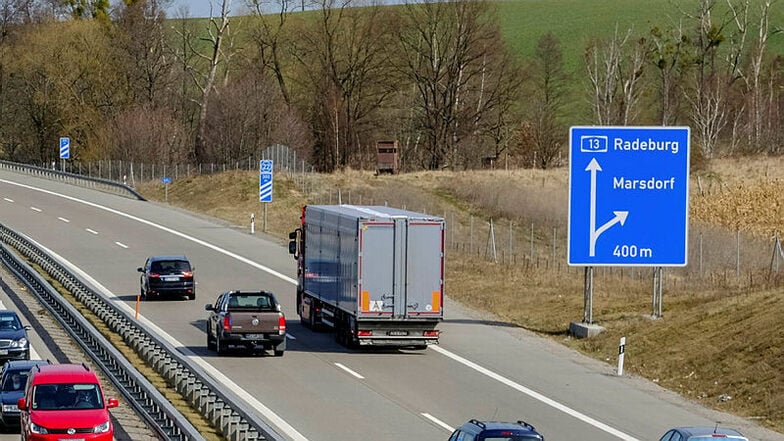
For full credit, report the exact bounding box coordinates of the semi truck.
[288,205,444,348]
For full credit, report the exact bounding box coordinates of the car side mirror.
[137,267,144,273]
[106,398,119,408]
[17,398,25,410]
[205,304,214,311]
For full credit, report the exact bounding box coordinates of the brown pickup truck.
[205,290,287,356]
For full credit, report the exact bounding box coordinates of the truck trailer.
[288,205,444,348]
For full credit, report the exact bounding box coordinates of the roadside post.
[568,126,690,337]
[251,213,255,235]
[259,159,273,232]
[617,336,626,376]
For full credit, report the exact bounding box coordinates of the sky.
[167,0,250,19]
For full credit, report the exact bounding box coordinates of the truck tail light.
[423,330,440,338]
[182,271,193,278]
[278,314,286,335]
[222,314,232,331]
[357,330,372,337]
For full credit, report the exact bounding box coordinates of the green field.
[497,0,784,72]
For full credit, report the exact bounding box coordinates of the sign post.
[568,126,690,333]
[259,159,273,233]
[161,176,172,203]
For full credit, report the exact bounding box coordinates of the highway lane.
[1,170,782,441]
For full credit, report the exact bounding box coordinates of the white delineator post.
[251,213,255,235]
[617,337,626,376]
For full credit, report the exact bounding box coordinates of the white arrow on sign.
[586,158,629,257]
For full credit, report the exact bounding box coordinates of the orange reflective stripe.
[432,291,440,312]
[361,291,370,312]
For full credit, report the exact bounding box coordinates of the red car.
[17,363,119,440]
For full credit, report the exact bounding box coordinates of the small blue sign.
[59,137,70,159]
[161,177,172,184]
[568,126,690,266]
[259,159,273,202]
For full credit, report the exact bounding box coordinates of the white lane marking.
[115,242,129,249]
[334,363,364,379]
[30,206,42,212]
[0,179,296,285]
[2,178,639,440]
[430,345,641,441]
[3,198,13,202]
[85,228,99,235]
[57,217,70,223]
[421,413,453,432]
[17,238,310,441]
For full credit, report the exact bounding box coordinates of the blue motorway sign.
[59,137,70,159]
[259,159,273,202]
[161,177,172,184]
[568,126,690,266]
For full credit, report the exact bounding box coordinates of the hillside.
[136,157,784,433]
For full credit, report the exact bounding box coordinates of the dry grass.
[136,158,784,434]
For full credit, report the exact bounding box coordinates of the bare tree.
[679,0,746,159]
[172,0,233,164]
[397,0,517,170]
[292,0,397,171]
[524,32,568,168]
[113,0,175,107]
[649,23,689,126]
[584,25,648,126]
[247,0,292,104]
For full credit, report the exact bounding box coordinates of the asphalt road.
[1,170,782,441]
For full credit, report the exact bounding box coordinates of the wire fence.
[42,156,784,291]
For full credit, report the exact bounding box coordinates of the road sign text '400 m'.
[568,126,690,267]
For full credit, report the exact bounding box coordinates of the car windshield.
[2,371,29,391]
[0,316,21,331]
[150,260,190,273]
[32,383,103,410]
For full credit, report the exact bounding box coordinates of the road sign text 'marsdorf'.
[568,126,690,267]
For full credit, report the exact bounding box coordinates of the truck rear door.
[358,217,444,319]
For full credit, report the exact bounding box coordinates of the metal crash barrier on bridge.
[0,223,286,441]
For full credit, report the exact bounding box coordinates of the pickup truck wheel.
[216,336,227,356]
[206,331,216,351]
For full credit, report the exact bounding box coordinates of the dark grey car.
[138,255,195,300]
[0,311,30,363]
[658,426,748,441]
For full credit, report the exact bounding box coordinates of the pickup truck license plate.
[245,334,264,339]
[387,330,409,336]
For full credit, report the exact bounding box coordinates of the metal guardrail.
[0,160,145,200]
[0,223,286,441]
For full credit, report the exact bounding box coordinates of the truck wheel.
[216,337,227,356]
[206,331,216,350]
[273,339,286,357]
